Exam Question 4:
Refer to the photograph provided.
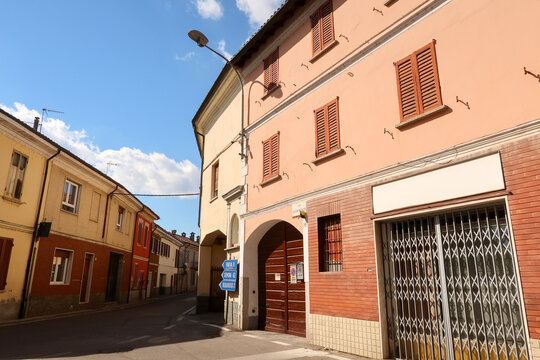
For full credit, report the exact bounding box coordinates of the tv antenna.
[106,161,119,175]
[40,108,64,133]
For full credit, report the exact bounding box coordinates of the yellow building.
[0,110,56,321]
[192,66,244,327]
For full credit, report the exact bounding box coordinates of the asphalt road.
[0,294,366,360]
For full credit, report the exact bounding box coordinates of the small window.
[143,225,149,248]
[5,151,28,200]
[311,1,335,56]
[318,214,343,272]
[211,162,219,199]
[394,40,442,122]
[263,48,279,93]
[137,221,143,246]
[314,98,340,158]
[61,179,81,213]
[116,206,125,231]
[50,249,73,284]
[0,237,14,290]
[262,133,279,181]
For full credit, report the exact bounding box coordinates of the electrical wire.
[113,193,200,197]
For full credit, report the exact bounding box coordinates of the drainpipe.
[102,185,119,239]
[19,149,61,319]
[192,127,205,228]
[127,206,144,304]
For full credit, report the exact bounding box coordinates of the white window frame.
[61,179,81,214]
[5,150,28,200]
[50,248,74,285]
[116,206,125,231]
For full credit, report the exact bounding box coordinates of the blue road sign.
[222,269,237,280]
[219,280,236,291]
[222,259,238,270]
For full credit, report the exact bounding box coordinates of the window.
[211,162,219,199]
[263,48,279,93]
[143,225,149,248]
[116,206,125,231]
[137,221,143,246]
[50,249,73,284]
[0,237,14,290]
[262,133,279,181]
[394,40,442,122]
[314,98,340,158]
[5,151,28,200]
[161,243,170,258]
[151,236,161,254]
[132,263,139,288]
[61,179,80,213]
[318,214,343,272]
[311,1,335,56]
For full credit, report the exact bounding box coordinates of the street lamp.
[188,30,245,158]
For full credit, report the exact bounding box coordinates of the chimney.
[181,232,186,237]
[33,117,40,130]
[196,235,200,243]
[172,230,177,235]
[190,232,195,241]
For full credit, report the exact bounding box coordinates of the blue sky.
[0,0,284,235]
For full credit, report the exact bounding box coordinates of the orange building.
[193,0,540,358]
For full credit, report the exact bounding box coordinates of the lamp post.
[188,30,245,158]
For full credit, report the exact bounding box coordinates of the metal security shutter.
[382,204,529,360]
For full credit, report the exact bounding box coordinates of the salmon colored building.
[192,0,540,359]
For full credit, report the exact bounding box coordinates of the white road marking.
[243,334,260,339]
[182,305,196,315]
[222,348,351,360]
[271,341,291,346]
[201,322,231,331]
[118,335,151,344]
[163,324,176,330]
[176,315,184,322]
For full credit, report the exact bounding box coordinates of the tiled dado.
[531,338,540,360]
[309,313,383,359]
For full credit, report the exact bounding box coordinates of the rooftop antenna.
[106,161,119,175]
[40,108,64,133]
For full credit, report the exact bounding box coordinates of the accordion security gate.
[382,205,529,360]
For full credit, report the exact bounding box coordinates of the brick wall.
[501,133,540,340]
[307,185,379,322]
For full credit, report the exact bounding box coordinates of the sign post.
[220,259,238,291]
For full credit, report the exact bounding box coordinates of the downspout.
[19,149,61,318]
[127,205,144,303]
[192,126,205,228]
[102,185,119,239]
[146,223,158,299]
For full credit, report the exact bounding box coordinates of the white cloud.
[236,0,284,26]
[194,0,224,20]
[1,102,200,195]
[217,40,232,60]
[176,51,195,61]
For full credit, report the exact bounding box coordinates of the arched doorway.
[257,221,305,337]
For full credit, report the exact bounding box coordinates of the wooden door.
[79,253,93,303]
[258,222,305,337]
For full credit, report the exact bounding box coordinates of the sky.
[0,0,284,236]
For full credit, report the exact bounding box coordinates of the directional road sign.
[219,280,236,291]
[222,269,237,281]
[222,259,238,270]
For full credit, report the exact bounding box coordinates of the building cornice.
[241,118,540,220]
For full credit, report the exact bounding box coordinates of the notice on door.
[290,264,297,284]
[275,273,281,281]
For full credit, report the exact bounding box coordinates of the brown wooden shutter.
[262,138,271,180]
[271,49,279,89]
[264,57,271,91]
[270,133,279,177]
[321,1,334,48]
[415,41,442,113]
[327,98,340,152]
[314,106,327,157]
[311,10,321,55]
[263,49,279,92]
[395,41,442,122]
[0,238,13,290]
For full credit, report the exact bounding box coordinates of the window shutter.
[321,2,334,48]
[271,49,279,89]
[270,134,279,177]
[263,57,271,91]
[315,107,327,157]
[0,238,14,290]
[263,49,279,92]
[262,138,271,180]
[311,11,321,55]
[327,98,340,152]
[415,42,442,113]
[395,41,442,122]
